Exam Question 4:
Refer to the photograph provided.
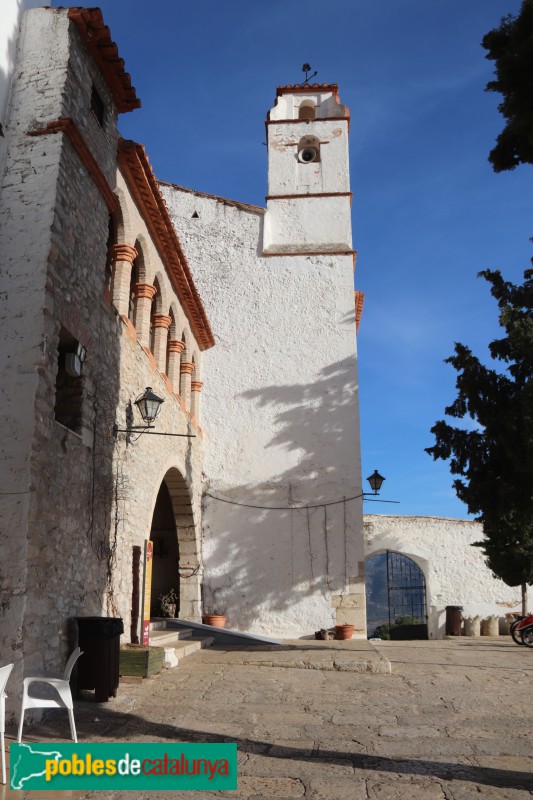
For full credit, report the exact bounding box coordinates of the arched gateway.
[366,551,428,640]
[148,467,201,620]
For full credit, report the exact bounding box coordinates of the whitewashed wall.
[364,514,529,638]
[161,183,364,638]
[0,1,47,177]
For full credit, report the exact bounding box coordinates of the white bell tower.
[263,83,353,255]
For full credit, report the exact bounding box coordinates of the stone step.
[150,618,184,632]
[149,627,194,646]
[162,636,214,669]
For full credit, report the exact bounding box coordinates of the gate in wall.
[365,551,430,639]
[386,551,427,623]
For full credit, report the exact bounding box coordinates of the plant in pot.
[201,586,227,627]
[159,588,177,618]
[334,623,354,640]
[202,609,227,628]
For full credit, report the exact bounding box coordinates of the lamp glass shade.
[135,387,164,423]
[366,470,385,494]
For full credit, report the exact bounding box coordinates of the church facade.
[0,2,365,697]
[161,82,364,637]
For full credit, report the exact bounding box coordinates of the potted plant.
[201,585,227,627]
[201,610,227,628]
[159,588,177,618]
[334,624,354,640]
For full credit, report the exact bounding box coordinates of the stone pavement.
[2,637,533,799]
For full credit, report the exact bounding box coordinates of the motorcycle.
[511,614,533,647]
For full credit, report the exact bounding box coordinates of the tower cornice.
[276,83,339,96]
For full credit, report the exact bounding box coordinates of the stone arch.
[365,550,428,640]
[148,466,201,619]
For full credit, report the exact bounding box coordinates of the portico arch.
[148,467,201,619]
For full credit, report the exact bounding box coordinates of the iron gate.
[386,551,428,638]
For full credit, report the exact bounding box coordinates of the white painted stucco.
[161,86,364,637]
[0,0,47,177]
[364,514,530,638]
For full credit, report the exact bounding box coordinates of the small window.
[91,85,105,127]
[55,327,85,433]
[299,103,315,121]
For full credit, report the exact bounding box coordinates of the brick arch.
[113,187,131,244]
[168,301,186,338]
[190,348,201,382]
[180,328,192,360]
[132,237,149,283]
[152,271,168,315]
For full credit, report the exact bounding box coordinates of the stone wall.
[364,514,530,638]
[0,8,206,720]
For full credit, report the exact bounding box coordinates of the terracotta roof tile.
[68,7,140,114]
[354,290,365,333]
[158,180,265,216]
[276,83,338,96]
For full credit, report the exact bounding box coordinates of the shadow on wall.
[202,354,362,630]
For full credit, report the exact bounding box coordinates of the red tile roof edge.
[276,83,338,96]
[118,140,215,351]
[354,290,365,333]
[68,7,140,114]
[158,180,265,216]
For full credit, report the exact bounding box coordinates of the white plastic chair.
[0,663,14,784]
[18,647,83,743]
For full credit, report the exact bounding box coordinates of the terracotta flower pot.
[202,614,227,628]
[334,624,354,640]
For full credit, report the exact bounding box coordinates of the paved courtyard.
[3,637,532,799]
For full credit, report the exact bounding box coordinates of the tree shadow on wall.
[202,355,363,631]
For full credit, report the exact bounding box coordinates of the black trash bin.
[445,605,463,636]
[76,617,124,702]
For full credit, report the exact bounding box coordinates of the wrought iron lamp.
[113,386,196,444]
[366,470,385,495]
[134,387,164,424]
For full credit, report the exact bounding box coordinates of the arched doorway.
[148,467,201,620]
[366,551,428,640]
[150,482,180,616]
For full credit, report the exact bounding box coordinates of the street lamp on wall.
[113,386,196,444]
[366,470,385,495]
[134,387,164,424]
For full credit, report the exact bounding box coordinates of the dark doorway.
[366,551,428,640]
[150,482,180,616]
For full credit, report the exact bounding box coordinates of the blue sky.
[56,0,531,518]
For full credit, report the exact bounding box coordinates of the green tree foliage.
[426,268,533,587]
[482,0,533,171]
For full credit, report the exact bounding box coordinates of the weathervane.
[301,63,318,83]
